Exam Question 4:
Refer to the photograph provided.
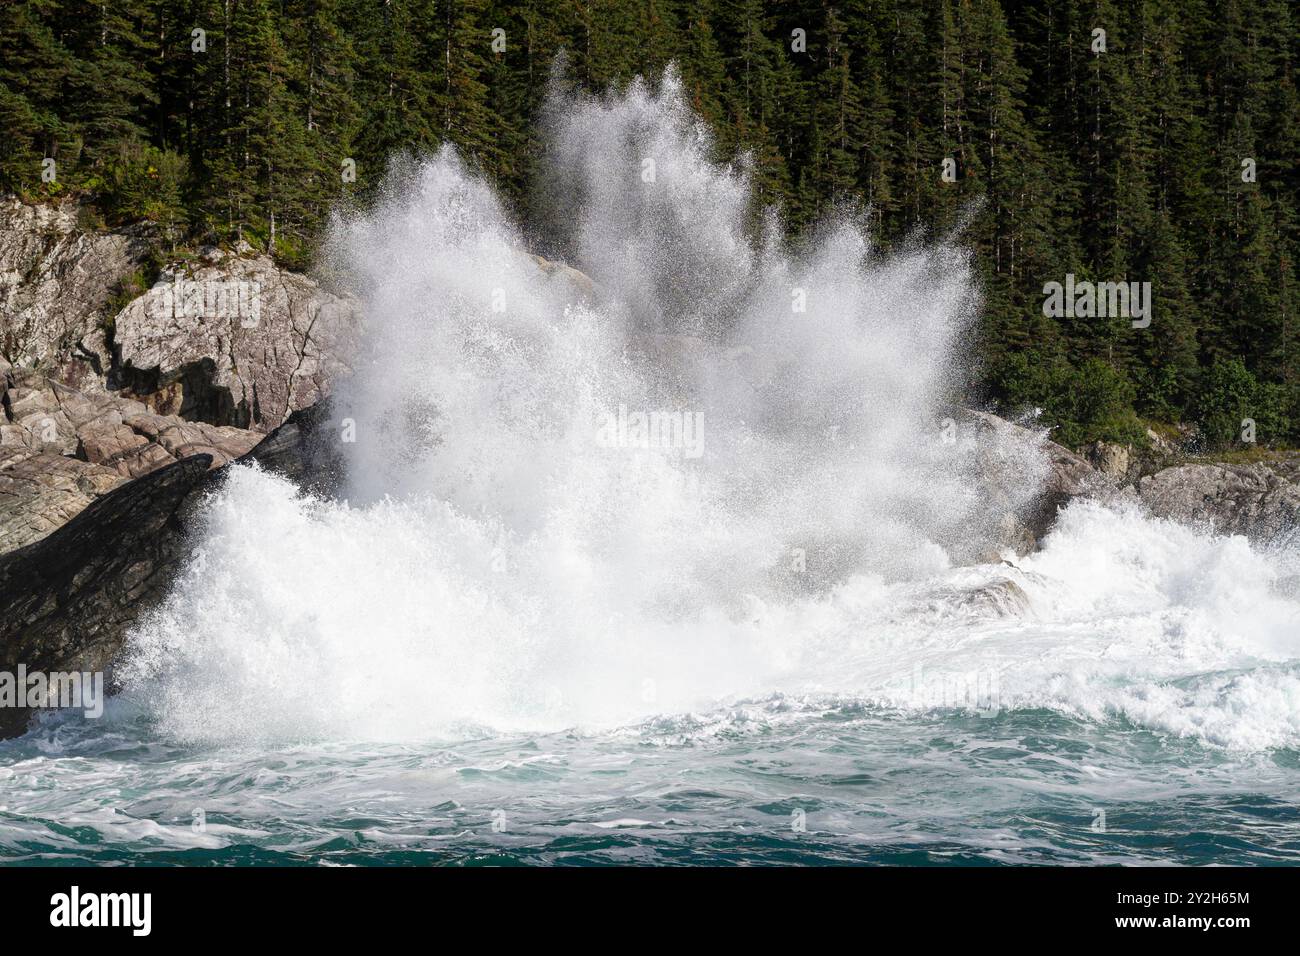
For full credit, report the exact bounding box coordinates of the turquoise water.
[5,74,1299,869]
[5,485,1299,867]
[3,698,1297,866]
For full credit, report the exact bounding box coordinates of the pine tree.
[2,0,1296,442]
[0,0,73,192]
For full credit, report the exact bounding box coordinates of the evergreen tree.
[1,0,1296,443]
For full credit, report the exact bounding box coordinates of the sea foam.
[118,70,1300,751]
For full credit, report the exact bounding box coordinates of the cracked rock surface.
[0,195,361,552]
[1,367,259,554]
[0,196,149,388]
[113,248,360,432]
[1138,459,1300,544]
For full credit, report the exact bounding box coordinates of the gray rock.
[529,253,596,302]
[957,409,1112,558]
[113,254,360,432]
[0,196,148,387]
[0,368,260,554]
[954,578,1032,618]
[1086,440,1132,480]
[0,445,125,553]
[1138,459,1300,544]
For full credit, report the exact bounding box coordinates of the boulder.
[529,253,596,301]
[1086,440,1131,480]
[1138,459,1300,544]
[0,455,214,739]
[957,409,1112,557]
[231,399,347,496]
[112,251,361,432]
[954,577,1033,618]
[0,402,337,738]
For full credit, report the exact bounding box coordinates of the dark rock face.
[0,455,212,738]
[0,402,339,739]
[236,399,347,497]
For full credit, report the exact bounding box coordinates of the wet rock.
[955,578,1032,617]
[0,401,340,739]
[0,455,214,738]
[529,253,596,302]
[957,409,1112,557]
[234,399,347,497]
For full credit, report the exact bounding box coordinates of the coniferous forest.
[2,0,1297,448]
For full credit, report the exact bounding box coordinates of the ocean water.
[2,488,1299,866]
[2,69,1298,866]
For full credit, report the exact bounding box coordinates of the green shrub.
[96,140,188,230]
[1054,358,1145,446]
[990,352,1144,447]
[1194,357,1286,446]
[1132,362,1184,423]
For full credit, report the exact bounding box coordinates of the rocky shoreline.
[1,195,358,555]
[2,194,1298,739]
[0,402,343,739]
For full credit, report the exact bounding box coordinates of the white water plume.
[115,69,1300,751]
[326,68,989,580]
